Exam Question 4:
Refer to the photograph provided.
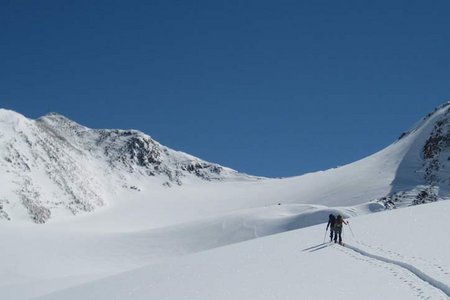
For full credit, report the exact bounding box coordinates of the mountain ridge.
[0,109,256,223]
[2,103,450,224]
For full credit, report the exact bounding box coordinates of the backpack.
[329,214,336,223]
[335,215,343,228]
[328,214,336,229]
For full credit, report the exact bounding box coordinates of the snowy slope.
[2,103,450,299]
[2,102,450,225]
[34,201,450,300]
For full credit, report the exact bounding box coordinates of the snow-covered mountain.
[2,103,450,224]
[0,109,255,223]
[373,102,450,207]
[2,103,450,300]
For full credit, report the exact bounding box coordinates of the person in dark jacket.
[326,214,336,241]
[333,215,348,244]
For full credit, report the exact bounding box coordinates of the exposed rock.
[378,186,439,209]
[422,109,450,185]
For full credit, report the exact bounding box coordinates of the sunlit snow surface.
[5,201,448,300]
[2,104,450,299]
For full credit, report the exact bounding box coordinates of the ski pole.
[347,222,355,238]
[323,228,328,243]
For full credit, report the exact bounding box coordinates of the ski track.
[334,243,450,299]
[355,240,450,279]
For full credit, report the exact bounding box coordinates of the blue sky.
[1,0,450,177]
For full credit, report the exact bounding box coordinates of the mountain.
[379,102,450,206]
[2,103,450,224]
[0,109,256,223]
[2,103,450,300]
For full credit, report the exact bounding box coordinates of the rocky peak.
[398,102,450,140]
[421,107,450,185]
[93,128,238,184]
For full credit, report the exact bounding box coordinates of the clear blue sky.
[1,0,450,177]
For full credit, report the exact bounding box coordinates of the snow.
[1,200,449,299]
[2,104,450,299]
[31,201,450,300]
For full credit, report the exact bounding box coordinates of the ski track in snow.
[334,243,450,299]
[354,240,450,279]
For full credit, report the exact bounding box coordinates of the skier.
[326,214,336,242]
[333,214,348,245]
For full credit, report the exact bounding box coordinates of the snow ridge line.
[343,243,450,298]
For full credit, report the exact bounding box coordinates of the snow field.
[34,200,450,300]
